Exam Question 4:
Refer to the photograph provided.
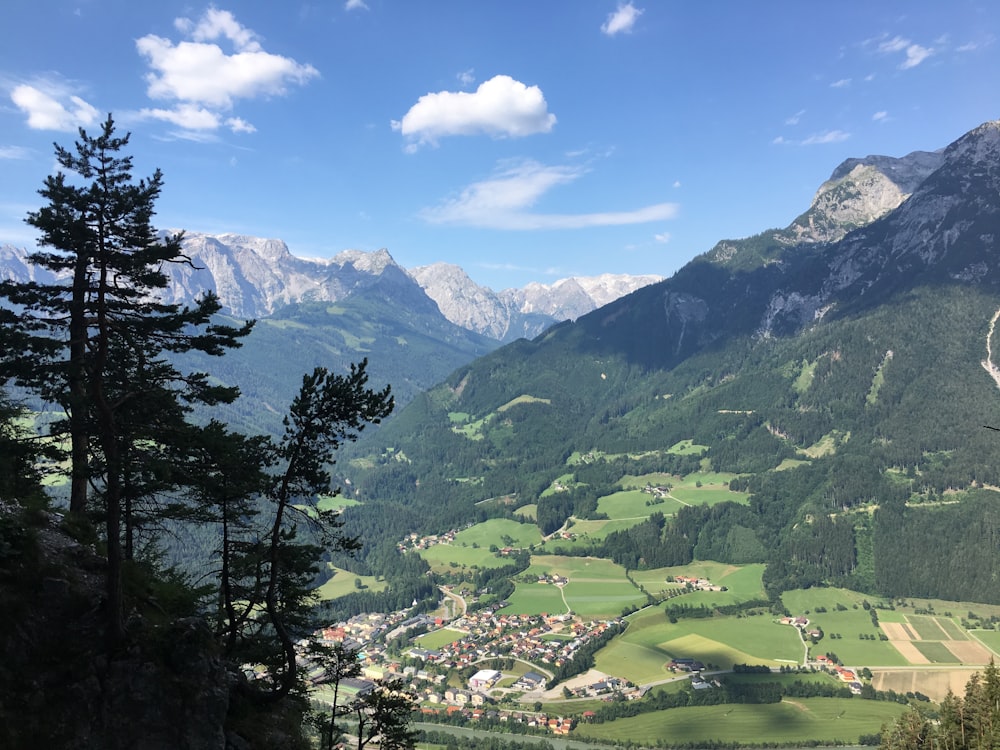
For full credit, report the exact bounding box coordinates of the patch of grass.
[906,615,949,640]
[414,628,466,651]
[913,641,960,663]
[452,518,541,549]
[418,544,512,573]
[667,439,709,455]
[572,697,907,745]
[314,566,386,601]
[504,582,567,616]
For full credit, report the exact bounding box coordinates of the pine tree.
[0,115,252,646]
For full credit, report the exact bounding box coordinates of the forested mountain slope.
[338,121,1000,605]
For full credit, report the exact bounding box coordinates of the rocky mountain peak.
[785,149,945,244]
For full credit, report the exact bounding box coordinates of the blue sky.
[1,1,997,290]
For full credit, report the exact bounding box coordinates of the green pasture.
[525,555,631,581]
[573,697,906,745]
[667,439,709,455]
[562,579,646,618]
[594,604,801,683]
[316,494,360,511]
[782,588,908,665]
[417,543,511,573]
[596,489,672,520]
[503,582,567,616]
[913,641,961,663]
[938,618,969,640]
[619,472,677,489]
[315,566,386,601]
[906,615,951,640]
[414,628,466,651]
[540,473,577,498]
[629,567,683,598]
[660,562,767,606]
[971,630,1000,653]
[452,518,542,548]
[513,504,537,521]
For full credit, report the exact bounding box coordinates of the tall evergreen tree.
[0,115,252,646]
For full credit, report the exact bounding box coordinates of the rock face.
[785,150,945,244]
[411,263,663,341]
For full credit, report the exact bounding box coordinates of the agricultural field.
[593,603,801,684]
[660,562,767,608]
[505,556,646,618]
[597,489,680,520]
[417,543,512,573]
[451,518,542,549]
[881,613,995,666]
[872,669,980,702]
[315,565,387,601]
[572,697,906,745]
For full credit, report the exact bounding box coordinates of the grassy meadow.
[572,697,906,745]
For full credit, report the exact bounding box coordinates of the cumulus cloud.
[10,81,99,132]
[601,3,643,36]
[419,159,677,230]
[135,8,318,133]
[872,110,889,122]
[391,75,556,151]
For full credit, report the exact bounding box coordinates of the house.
[514,671,546,690]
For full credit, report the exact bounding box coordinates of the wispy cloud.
[874,34,934,69]
[135,8,318,133]
[773,130,851,146]
[872,110,889,122]
[801,129,850,145]
[601,2,644,36]
[830,78,851,88]
[344,0,369,10]
[654,232,671,243]
[392,75,556,152]
[419,159,678,230]
[785,109,805,126]
[0,146,31,160]
[457,68,475,87]
[9,77,99,132]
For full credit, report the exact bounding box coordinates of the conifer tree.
[0,115,252,646]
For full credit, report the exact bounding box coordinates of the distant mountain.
[342,120,1000,606]
[411,262,662,341]
[0,233,662,344]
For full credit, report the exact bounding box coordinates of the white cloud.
[830,78,851,88]
[601,3,643,36]
[10,82,100,132]
[227,117,257,134]
[672,180,681,188]
[457,68,475,87]
[654,232,670,243]
[878,35,910,54]
[773,130,851,146]
[801,129,850,145]
[345,0,369,10]
[875,34,933,70]
[135,8,318,133]
[419,159,677,230]
[138,104,222,131]
[391,75,556,150]
[872,110,888,122]
[0,146,31,160]
[785,109,805,126]
[901,43,933,69]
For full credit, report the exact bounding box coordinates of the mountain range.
[332,119,1000,606]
